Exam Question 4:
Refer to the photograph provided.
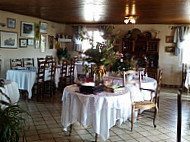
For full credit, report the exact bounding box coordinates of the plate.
[143,31,152,39]
[131,28,142,39]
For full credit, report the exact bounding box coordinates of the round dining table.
[61,76,157,141]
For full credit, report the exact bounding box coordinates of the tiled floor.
[19,87,190,142]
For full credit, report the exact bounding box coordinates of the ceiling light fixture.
[124,15,138,24]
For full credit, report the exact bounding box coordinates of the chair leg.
[131,103,135,131]
[153,105,158,128]
[69,124,73,136]
[95,133,98,142]
[157,96,160,109]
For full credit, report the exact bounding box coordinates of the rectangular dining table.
[61,76,157,141]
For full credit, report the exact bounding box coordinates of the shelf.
[58,38,72,42]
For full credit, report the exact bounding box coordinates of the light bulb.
[124,19,129,24]
[130,18,136,24]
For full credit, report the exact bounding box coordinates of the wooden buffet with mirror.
[122,29,160,79]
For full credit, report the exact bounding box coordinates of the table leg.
[95,133,98,142]
[69,124,73,136]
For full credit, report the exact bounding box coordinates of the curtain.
[173,26,189,56]
[73,26,87,52]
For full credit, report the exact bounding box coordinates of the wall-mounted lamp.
[124,15,138,24]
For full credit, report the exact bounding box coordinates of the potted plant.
[0,80,30,142]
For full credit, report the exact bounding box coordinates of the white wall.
[0,10,73,78]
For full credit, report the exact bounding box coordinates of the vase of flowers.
[80,25,123,86]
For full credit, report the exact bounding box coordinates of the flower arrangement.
[80,26,123,67]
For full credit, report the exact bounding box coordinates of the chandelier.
[124,15,138,24]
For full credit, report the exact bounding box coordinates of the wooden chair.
[59,59,68,92]
[45,59,57,97]
[123,70,162,131]
[22,58,34,67]
[68,61,75,85]
[10,59,22,69]
[33,60,46,99]
[45,55,54,67]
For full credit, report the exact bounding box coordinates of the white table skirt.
[0,80,20,104]
[61,84,132,141]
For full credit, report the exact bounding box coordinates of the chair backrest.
[68,61,75,77]
[45,55,54,67]
[123,70,142,88]
[48,59,56,81]
[156,69,163,95]
[22,58,34,67]
[36,60,46,83]
[10,59,22,69]
[60,59,68,78]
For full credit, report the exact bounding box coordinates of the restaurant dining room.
[1,0,190,142]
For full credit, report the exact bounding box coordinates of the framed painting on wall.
[165,46,175,52]
[19,39,27,48]
[165,36,174,43]
[7,18,16,29]
[40,22,48,34]
[0,31,18,48]
[48,35,54,49]
[40,34,46,52]
[35,39,40,49]
[28,39,34,46]
[21,22,34,38]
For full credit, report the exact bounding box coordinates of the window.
[181,33,190,64]
[81,28,104,51]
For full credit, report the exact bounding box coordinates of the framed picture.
[34,23,40,40]
[21,22,34,38]
[40,22,48,33]
[19,39,27,48]
[7,18,16,29]
[28,39,34,46]
[165,46,175,52]
[0,31,18,48]
[48,35,54,49]
[165,36,174,43]
[40,34,46,52]
[35,39,40,49]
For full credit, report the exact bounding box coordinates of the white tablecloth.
[61,84,132,141]
[0,80,20,104]
[61,76,157,141]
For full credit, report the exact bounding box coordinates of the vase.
[95,65,105,86]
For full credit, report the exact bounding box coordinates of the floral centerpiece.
[80,26,123,85]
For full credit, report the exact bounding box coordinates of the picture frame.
[165,46,175,52]
[35,39,40,49]
[40,22,48,34]
[7,18,16,29]
[0,31,18,48]
[165,36,174,43]
[19,39,27,48]
[40,34,46,52]
[48,35,54,49]
[28,38,34,46]
[21,22,34,38]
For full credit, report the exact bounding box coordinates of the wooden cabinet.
[122,38,160,79]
